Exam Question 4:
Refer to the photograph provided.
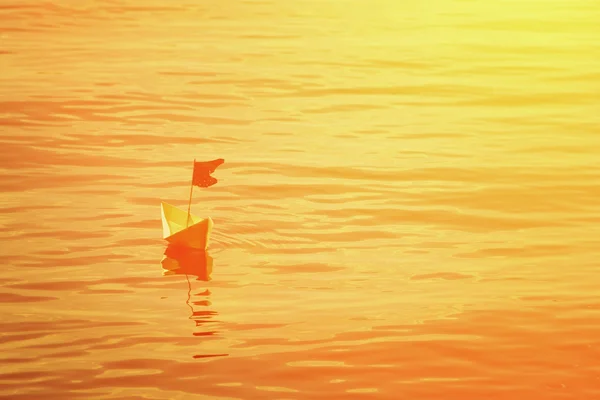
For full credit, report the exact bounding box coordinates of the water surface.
[1,1,600,399]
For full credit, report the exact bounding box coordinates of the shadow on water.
[161,244,228,359]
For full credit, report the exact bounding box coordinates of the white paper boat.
[160,201,213,250]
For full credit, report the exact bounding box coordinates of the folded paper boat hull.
[161,201,213,250]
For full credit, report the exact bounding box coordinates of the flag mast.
[186,158,195,228]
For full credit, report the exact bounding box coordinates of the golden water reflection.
[161,245,226,359]
[161,245,213,281]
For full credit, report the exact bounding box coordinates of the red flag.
[192,158,224,188]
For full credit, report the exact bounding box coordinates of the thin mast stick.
[186,158,195,228]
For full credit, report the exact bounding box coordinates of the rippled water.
[2,1,600,399]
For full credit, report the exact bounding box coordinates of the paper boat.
[161,201,213,250]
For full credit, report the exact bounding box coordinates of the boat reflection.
[161,244,226,358]
[161,244,213,281]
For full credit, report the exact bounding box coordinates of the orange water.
[1,1,600,399]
